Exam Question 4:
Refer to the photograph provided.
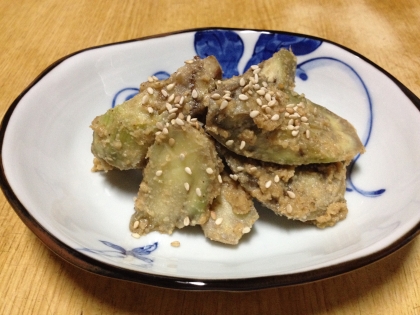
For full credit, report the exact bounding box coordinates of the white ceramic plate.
[1,28,420,291]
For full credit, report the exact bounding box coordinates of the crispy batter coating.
[221,147,348,228]
[202,172,259,245]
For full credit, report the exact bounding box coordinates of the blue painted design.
[112,87,139,108]
[244,34,322,73]
[79,241,158,265]
[194,30,244,78]
[297,57,385,197]
[153,71,170,80]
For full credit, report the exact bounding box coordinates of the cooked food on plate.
[90,49,364,245]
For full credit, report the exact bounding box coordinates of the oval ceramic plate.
[1,28,420,291]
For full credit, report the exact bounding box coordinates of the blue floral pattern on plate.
[112,29,385,197]
[79,241,158,267]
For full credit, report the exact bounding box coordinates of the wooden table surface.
[1,0,420,314]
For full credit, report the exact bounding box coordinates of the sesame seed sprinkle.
[147,76,154,83]
[169,108,178,113]
[210,211,217,220]
[165,103,172,111]
[185,167,192,175]
[206,167,214,174]
[218,174,222,183]
[230,174,238,181]
[192,89,198,98]
[265,180,272,188]
[301,116,308,122]
[155,170,163,177]
[168,94,175,102]
[240,140,246,150]
[274,175,280,183]
[306,130,310,138]
[225,140,234,146]
[211,93,221,100]
[271,114,280,121]
[161,89,168,97]
[131,233,141,239]
[147,87,154,95]
[185,59,194,64]
[250,110,260,118]
[168,138,175,146]
[239,77,246,86]
[133,220,140,229]
[175,118,184,126]
[162,127,168,134]
[184,217,190,226]
[292,130,299,137]
[147,107,153,114]
[286,204,293,213]
[242,227,251,234]
[215,217,223,225]
[196,187,202,197]
[179,153,185,160]
[251,65,259,70]
[220,100,228,110]
[171,241,180,247]
[239,94,249,101]
[184,182,190,191]
[287,191,296,199]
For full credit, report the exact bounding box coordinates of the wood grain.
[1,0,419,314]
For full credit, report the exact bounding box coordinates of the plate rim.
[1,27,419,291]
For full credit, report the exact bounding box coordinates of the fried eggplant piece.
[222,148,348,228]
[91,56,222,170]
[130,123,222,236]
[206,49,365,165]
[201,172,259,245]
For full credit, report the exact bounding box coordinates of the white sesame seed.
[301,116,308,122]
[265,93,271,102]
[211,93,221,100]
[287,191,296,199]
[166,103,172,111]
[152,76,158,81]
[274,175,280,183]
[242,226,251,234]
[206,168,214,174]
[184,182,190,191]
[147,76,154,83]
[179,153,185,160]
[289,113,301,119]
[166,83,175,91]
[162,127,168,134]
[155,131,161,136]
[250,65,259,70]
[286,204,293,213]
[192,89,198,98]
[142,95,148,104]
[174,95,181,104]
[175,118,184,126]
[268,100,276,106]
[196,187,202,197]
[239,94,249,101]
[184,217,190,226]
[171,241,180,247]
[179,96,185,105]
[271,114,280,121]
[133,220,140,229]
[156,170,163,176]
[218,174,222,183]
[237,166,244,171]
[230,174,238,181]
[249,166,257,172]
[220,100,228,109]
[256,89,265,96]
[287,125,295,130]
[185,167,192,175]
[286,104,295,108]
[147,87,154,95]
[291,130,299,137]
[169,108,178,113]
[250,110,260,118]
[265,180,272,188]
[239,77,246,86]
[288,119,294,125]
[168,94,175,102]
[215,217,223,225]
[156,122,164,130]
[168,138,175,146]
[131,233,141,239]
[240,140,246,150]
[185,59,194,64]
[306,130,310,138]
[254,73,259,82]
[256,98,263,106]
[225,140,234,146]
[147,107,153,114]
